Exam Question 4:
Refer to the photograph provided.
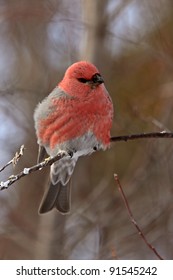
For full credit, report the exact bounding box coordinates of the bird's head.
[59,61,104,96]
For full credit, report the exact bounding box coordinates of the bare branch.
[111,131,173,143]
[0,144,25,173]
[0,151,68,191]
[114,174,163,260]
[0,131,172,192]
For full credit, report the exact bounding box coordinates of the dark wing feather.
[37,145,47,163]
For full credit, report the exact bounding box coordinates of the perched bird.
[34,61,113,214]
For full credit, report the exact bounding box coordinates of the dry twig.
[111,131,173,143]
[0,144,25,172]
[114,174,163,260]
[0,131,172,191]
[0,151,67,190]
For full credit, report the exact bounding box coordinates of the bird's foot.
[68,150,74,158]
[44,156,52,163]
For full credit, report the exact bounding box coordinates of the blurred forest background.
[0,0,173,260]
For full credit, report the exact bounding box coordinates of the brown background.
[0,0,173,259]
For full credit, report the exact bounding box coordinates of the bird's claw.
[44,156,52,163]
[68,150,74,158]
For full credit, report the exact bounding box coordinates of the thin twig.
[114,174,163,260]
[0,144,25,172]
[111,131,173,143]
[0,151,68,191]
[0,131,172,191]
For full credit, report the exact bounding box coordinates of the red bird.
[34,61,113,214]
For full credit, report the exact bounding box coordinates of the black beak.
[92,73,104,85]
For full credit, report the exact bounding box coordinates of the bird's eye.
[77,78,88,83]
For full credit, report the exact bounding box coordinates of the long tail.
[38,156,77,214]
[39,180,71,214]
